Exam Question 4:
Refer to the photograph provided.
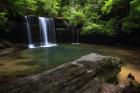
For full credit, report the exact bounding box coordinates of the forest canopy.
[0,0,140,44]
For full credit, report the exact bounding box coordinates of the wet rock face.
[0,53,121,93]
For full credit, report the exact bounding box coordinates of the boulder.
[0,53,121,93]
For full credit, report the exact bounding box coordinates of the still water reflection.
[0,44,140,82]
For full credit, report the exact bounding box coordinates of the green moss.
[15,61,37,66]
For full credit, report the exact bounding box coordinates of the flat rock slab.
[0,53,121,93]
[0,48,14,57]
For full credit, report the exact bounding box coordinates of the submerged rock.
[0,53,121,93]
[100,83,116,93]
[121,73,140,93]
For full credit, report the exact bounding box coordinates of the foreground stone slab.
[0,53,121,93]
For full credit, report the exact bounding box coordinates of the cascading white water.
[25,16,57,48]
[24,16,35,48]
[49,18,56,44]
[39,17,57,47]
[39,17,49,45]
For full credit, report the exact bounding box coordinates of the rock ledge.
[0,53,121,93]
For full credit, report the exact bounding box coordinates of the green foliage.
[122,0,140,32]
[62,6,85,26]
[101,0,113,14]
[82,4,99,20]
[81,17,118,36]
[0,12,7,30]
[82,22,103,35]
[131,0,140,12]
[122,17,140,32]
[0,0,60,16]
[0,0,140,43]
[37,0,60,16]
[103,18,117,35]
[61,0,105,34]
[0,0,36,15]
[14,0,37,15]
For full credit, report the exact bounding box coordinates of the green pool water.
[0,43,140,83]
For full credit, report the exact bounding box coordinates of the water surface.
[0,44,140,83]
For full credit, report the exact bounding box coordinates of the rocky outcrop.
[0,48,14,57]
[0,53,121,93]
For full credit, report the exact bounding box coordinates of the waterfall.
[72,27,80,45]
[24,16,57,48]
[24,16,35,48]
[39,17,57,47]
[39,17,49,45]
[49,18,56,44]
